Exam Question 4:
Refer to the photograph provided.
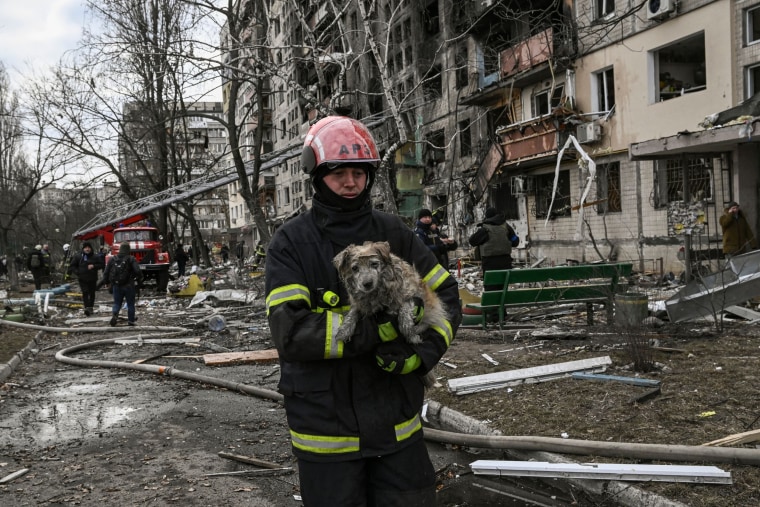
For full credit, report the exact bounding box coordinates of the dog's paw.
[335,328,352,342]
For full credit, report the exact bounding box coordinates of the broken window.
[593,68,615,114]
[486,106,511,140]
[423,1,440,35]
[532,84,564,117]
[425,129,446,164]
[653,157,715,207]
[595,0,615,19]
[456,44,468,89]
[459,120,472,157]
[746,5,760,45]
[746,63,760,99]
[423,64,442,100]
[652,33,706,103]
[534,171,571,219]
[596,162,621,213]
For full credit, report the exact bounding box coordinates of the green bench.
[466,263,634,329]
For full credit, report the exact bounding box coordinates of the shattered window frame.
[596,162,621,214]
[532,84,565,117]
[595,0,616,20]
[653,157,715,208]
[593,67,616,114]
[533,171,572,219]
[651,32,706,103]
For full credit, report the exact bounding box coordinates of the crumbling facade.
[225,0,760,277]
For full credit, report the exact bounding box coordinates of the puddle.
[31,402,141,444]
[0,379,160,447]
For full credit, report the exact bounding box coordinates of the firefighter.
[265,116,461,506]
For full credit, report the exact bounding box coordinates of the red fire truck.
[73,214,171,292]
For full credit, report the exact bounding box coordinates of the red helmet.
[301,116,381,175]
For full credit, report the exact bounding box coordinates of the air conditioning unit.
[576,122,602,144]
[647,0,674,21]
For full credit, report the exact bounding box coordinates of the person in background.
[265,116,460,506]
[41,243,52,286]
[220,243,230,263]
[0,255,7,280]
[413,208,449,266]
[174,243,189,277]
[99,242,144,326]
[235,241,245,267]
[69,242,104,316]
[720,201,757,259]
[430,214,456,269]
[27,245,46,290]
[468,207,514,273]
[252,240,266,269]
[15,251,25,274]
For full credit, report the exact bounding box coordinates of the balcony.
[500,27,553,81]
[462,27,565,107]
[496,113,576,168]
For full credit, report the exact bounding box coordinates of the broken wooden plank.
[704,429,760,447]
[203,349,279,366]
[470,460,732,484]
[204,468,293,477]
[447,356,612,395]
[481,353,498,366]
[218,451,284,469]
[132,353,169,365]
[571,372,661,388]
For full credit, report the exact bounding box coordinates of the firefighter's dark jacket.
[265,201,461,462]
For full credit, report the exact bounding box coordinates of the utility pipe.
[424,427,760,466]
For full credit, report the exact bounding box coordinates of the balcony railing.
[496,113,575,166]
[500,27,553,80]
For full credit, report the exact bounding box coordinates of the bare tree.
[0,63,75,286]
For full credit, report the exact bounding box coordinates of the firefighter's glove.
[375,340,422,375]
[375,297,424,343]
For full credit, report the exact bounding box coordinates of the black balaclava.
[311,164,377,248]
[312,164,375,212]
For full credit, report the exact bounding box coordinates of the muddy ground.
[2,276,760,506]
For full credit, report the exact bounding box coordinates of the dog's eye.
[351,265,359,272]
[370,261,380,269]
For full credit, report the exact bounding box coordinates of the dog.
[333,241,449,346]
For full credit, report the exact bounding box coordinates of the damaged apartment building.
[224,0,760,277]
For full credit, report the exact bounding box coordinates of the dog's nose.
[362,281,374,290]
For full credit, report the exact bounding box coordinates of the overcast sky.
[0,0,86,79]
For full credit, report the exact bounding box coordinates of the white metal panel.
[471,460,732,484]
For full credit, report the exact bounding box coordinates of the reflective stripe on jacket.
[265,207,460,461]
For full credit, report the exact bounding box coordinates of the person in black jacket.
[27,245,46,290]
[68,242,104,315]
[99,242,144,326]
[174,244,189,277]
[265,116,461,506]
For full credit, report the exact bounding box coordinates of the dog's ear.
[373,241,392,263]
[333,246,353,272]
